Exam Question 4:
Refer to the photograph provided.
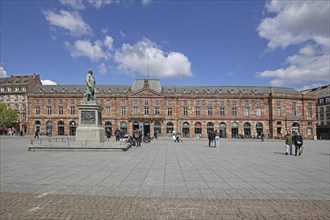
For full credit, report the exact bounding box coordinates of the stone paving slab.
[1,192,329,219]
[0,137,329,219]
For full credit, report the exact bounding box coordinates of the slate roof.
[301,85,330,98]
[31,79,301,95]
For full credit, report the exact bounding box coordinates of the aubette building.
[27,79,316,139]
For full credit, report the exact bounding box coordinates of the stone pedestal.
[76,102,105,143]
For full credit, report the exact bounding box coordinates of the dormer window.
[182,89,187,93]
[0,88,4,92]
[39,88,45,92]
[206,89,210,94]
[51,88,57,92]
[167,88,171,93]
[123,88,127,93]
[194,89,198,93]
[7,87,11,92]
[108,88,112,93]
[62,88,68,92]
[23,87,27,91]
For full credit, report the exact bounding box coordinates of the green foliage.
[0,103,18,129]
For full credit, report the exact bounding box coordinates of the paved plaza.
[0,136,329,219]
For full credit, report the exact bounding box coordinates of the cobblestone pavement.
[1,192,329,219]
[1,137,329,219]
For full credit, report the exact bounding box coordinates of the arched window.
[182,122,190,137]
[34,120,41,133]
[166,122,174,135]
[46,120,52,136]
[57,121,65,135]
[244,122,251,138]
[207,122,214,133]
[219,122,227,138]
[256,122,263,137]
[154,121,161,135]
[69,121,76,136]
[232,122,239,138]
[195,122,202,135]
[105,121,112,133]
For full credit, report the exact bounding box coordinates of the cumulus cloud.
[0,66,7,77]
[59,0,85,10]
[256,0,330,87]
[64,35,113,62]
[98,63,107,74]
[43,9,92,37]
[41,79,58,85]
[114,38,192,78]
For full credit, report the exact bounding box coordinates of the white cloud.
[256,0,330,87]
[41,79,58,85]
[64,35,113,62]
[0,66,7,77]
[114,38,192,78]
[98,63,107,74]
[299,83,328,91]
[59,0,85,10]
[87,0,115,9]
[43,10,92,37]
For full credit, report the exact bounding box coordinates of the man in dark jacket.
[292,132,304,156]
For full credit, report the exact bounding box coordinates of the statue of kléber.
[84,69,96,103]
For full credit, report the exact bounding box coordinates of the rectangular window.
[208,107,212,116]
[155,100,160,106]
[195,106,200,115]
[256,107,262,116]
[144,106,149,115]
[122,100,126,105]
[144,100,149,106]
[307,103,312,118]
[59,106,63,115]
[70,106,75,115]
[47,106,52,115]
[220,107,225,116]
[106,106,111,115]
[168,100,172,106]
[232,107,237,116]
[48,99,51,105]
[133,106,138,114]
[59,100,63,105]
[183,100,187,106]
[244,100,249,106]
[168,107,172,116]
[276,106,281,116]
[183,107,188,116]
[36,106,40,114]
[220,101,225,107]
[208,101,212,106]
[71,99,74,105]
[244,107,249,116]
[155,107,160,115]
[121,106,126,115]
[196,101,200,106]
[133,99,138,106]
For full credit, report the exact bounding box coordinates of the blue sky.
[1,0,329,90]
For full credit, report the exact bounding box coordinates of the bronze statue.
[84,69,96,102]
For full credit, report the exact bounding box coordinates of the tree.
[0,103,18,130]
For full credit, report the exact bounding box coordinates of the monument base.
[76,102,105,144]
[76,126,105,144]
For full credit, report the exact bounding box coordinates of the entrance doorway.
[143,121,150,137]
[58,121,64,135]
[132,121,139,133]
[69,121,76,136]
[219,122,227,138]
[232,122,238,138]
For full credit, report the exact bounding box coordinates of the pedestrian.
[284,130,293,155]
[106,128,112,141]
[293,131,304,156]
[215,130,220,148]
[173,131,177,142]
[34,129,39,139]
[115,129,120,141]
[261,132,264,142]
[208,131,212,147]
